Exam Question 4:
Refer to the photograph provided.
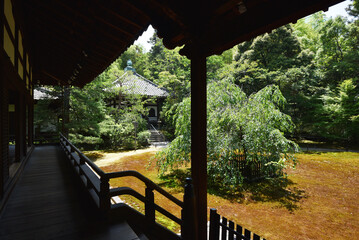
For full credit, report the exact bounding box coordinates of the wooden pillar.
[0,64,4,200]
[181,178,196,239]
[14,23,18,74]
[29,100,33,146]
[0,71,9,198]
[0,0,4,199]
[191,53,207,240]
[22,96,26,156]
[14,93,20,162]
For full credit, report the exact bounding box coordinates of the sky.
[134,0,352,52]
[326,0,352,18]
[133,25,155,53]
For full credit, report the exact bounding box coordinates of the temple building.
[108,60,168,126]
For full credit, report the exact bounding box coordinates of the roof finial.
[124,59,136,72]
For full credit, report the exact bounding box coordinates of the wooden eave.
[14,0,344,87]
[135,0,345,57]
[15,0,150,87]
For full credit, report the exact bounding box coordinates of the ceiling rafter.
[93,2,144,29]
[16,0,345,87]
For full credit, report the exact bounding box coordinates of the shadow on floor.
[208,176,307,212]
[159,168,307,212]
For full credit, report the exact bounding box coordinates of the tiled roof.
[112,72,169,97]
[34,87,59,100]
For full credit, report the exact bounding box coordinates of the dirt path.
[92,147,161,167]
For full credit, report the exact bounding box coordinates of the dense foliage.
[156,80,298,184]
[35,2,358,184]
[153,3,359,184]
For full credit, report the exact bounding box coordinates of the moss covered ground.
[85,150,359,239]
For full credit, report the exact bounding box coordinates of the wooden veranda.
[0,1,346,239]
[0,145,144,239]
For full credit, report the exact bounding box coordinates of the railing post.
[209,208,220,240]
[181,178,196,240]
[145,184,155,223]
[79,154,85,165]
[68,144,73,159]
[99,175,110,212]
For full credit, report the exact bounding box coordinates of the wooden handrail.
[106,170,183,208]
[60,133,105,177]
[110,187,146,201]
[110,187,182,225]
[59,133,194,239]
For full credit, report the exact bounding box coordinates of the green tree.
[145,33,191,139]
[207,48,234,80]
[318,79,359,143]
[236,25,302,71]
[66,59,151,150]
[33,86,63,134]
[146,33,190,83]
[293,12,324,53]
[118,45,148,76]
[233,25,319,137]
[347,0,359,19]
[67,76,109,148]
[156,79,298,185]
[317,16,351,87]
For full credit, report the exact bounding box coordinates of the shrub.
[137,130,151,147]
[68,133,103,150]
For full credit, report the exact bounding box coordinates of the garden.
[85,148,359,239]
[34,3,359,239]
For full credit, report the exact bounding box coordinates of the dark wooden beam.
[23,1,130,52]
[94,2,143,29]
[190,51,207,240]
[41,71,68,85]
[14,23,19,74]
[0,0,3,50]
[26,17,125,58]
[0,0,4,197]
[17,0,151,87]
[93,15,133,38]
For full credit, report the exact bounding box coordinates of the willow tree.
[155,78,298,185]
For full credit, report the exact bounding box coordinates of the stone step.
[148,129,166,143]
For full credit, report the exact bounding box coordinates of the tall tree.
[233,25,319,136]
[347,0,359,19]
[156,79,298,185]
[318,79,359,143]
[317,16,351,87]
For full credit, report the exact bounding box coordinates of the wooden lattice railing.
[209,209,266,240]
[229,153,279,181]
[59,133,195,239]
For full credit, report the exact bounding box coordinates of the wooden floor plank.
[0,145,139,240]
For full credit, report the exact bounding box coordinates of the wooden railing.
[229,154,278,181]
[59,133,195,239]
[209,209,266,240]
